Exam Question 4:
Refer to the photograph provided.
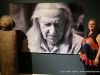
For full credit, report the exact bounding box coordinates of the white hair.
[26,3,73,52]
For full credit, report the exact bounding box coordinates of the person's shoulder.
[72,32,83,40]
[68,32,82,54]
[96,34,100,40]
[67,32,83,45]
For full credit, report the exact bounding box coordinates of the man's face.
[38,9,67,45]
[88,20,97,31]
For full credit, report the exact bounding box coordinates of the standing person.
[23,3,83,54]
[80,18,100,75]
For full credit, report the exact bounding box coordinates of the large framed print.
[9,3,84,54]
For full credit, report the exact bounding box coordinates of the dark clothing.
[80,28,100,75]
[84,65,100,75]
[80,29,100,65]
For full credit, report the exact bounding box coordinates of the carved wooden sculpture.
[0,15,19,75]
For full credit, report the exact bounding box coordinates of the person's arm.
[96,34,100,59]
[94,34,100,65]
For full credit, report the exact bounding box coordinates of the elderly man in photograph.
[23,3,83,54]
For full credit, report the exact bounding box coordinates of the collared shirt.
[37,32,83,54]
[24,32,83,54]
[40,40,59,53]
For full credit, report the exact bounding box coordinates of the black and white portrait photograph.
[9,2,85,54]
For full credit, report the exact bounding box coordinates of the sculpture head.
[0,15,15,30]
